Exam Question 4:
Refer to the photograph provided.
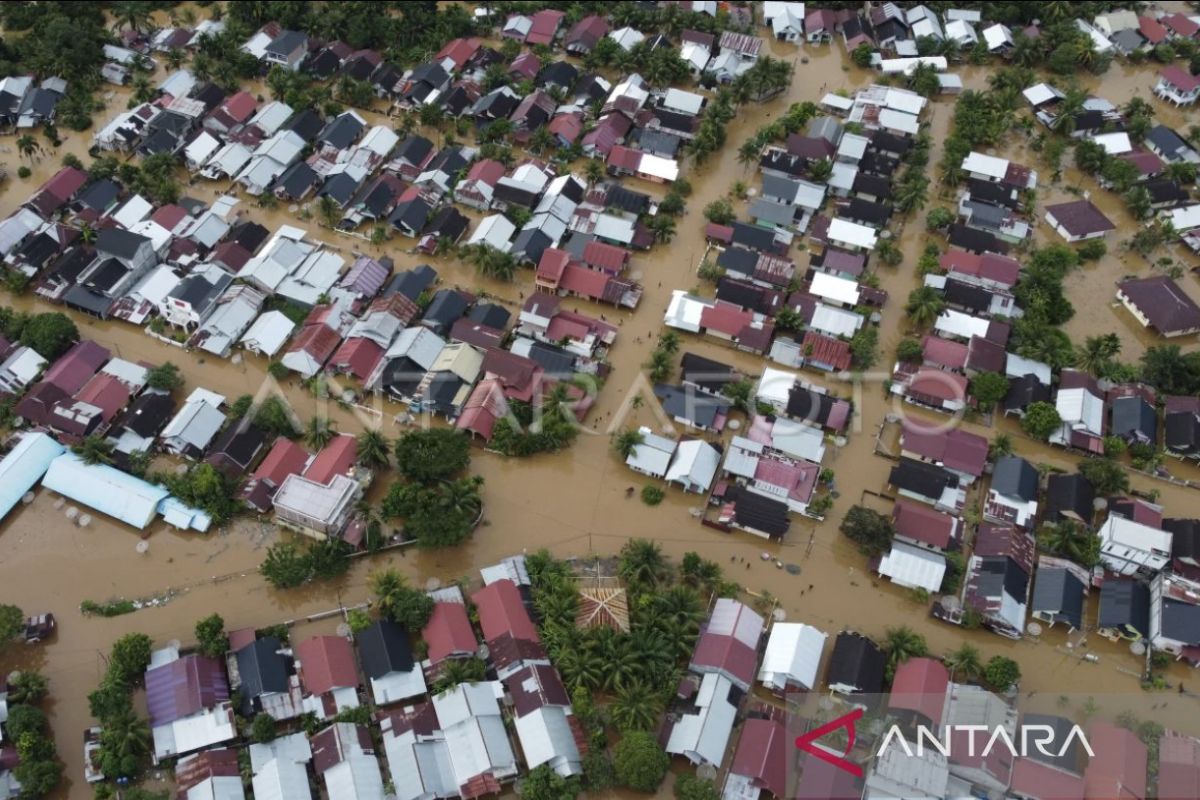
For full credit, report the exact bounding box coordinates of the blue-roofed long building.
[0,432,65,522]
[40,452,210,530]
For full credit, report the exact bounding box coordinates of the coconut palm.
[894,174,930,214]
[556,639,605,691]
[629,627,674,674]
[1074,334,1121,377]
[356,429,391,470]
[73,435,114,466]
[656,331,680,356]
[370,569,411,620]
[645,349,672,382]
[619,538,667,589]
[883,625,929,680]
[584,158,605,187]
[1038,521,1096,565]
[1165,162,1197,184]
[534,586,578,628]
[99,705,151,778]
[304,417,336,450]
[680,551,721,591]
[613,429,645,459]
[438,476,483,520]
[944,643,983,681]
[1010,35,1041,68]
[433,657,486,693]
[610,681,665,731]
[645,214,676,243]
[113,0,152,32]
[165,48,186,70]
[905,286,946,327]
[600,632,641,692]
[737,139,762,170]
[989,434,1014,461]
[15,135,38,162]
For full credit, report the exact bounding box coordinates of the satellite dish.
[136,541,149,554]
[698,764,717,781]
[773,608,787,622]
[65,507,78,521]
[425,577,442,591]
[336,623,351,637]
[478,643,490,661]
[21,492,34,504]
[1026,622,1043,636]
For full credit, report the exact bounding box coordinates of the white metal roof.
[381,727,455,800]
[241,311,296,357]
[837,133,870,161]
[665,672,737,767]
[758,623,827,691]
[962,151,1009,180]
[664,290,710,333]
[626,426,676,478]
[1098,515,1173,555]
[706,598,764,647]
[665,439,720,492]
[1005,353,1052,385]
[827,217,878,250]
[663,88,705,116]
[1092,131,1133,155]
[111,195,154,229]
[809,303,864,338]
[384,326,446,370]
[764,417,827,463]
[1168,204,1200,232]
[467,214,516,251]
[876,108,920,135]
[982,23,1013,50]
[1023,83,1064,107]
[935,309,991,340]
[821,93,854,112]
[1055,387,1105,433]
[514,706,583,776]
[878,541,947,592]
[757,366,798,407]
[809,271,861,306]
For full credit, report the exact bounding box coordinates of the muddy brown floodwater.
[3,19,1200,799]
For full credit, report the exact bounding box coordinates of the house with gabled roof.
[1031,556,1089,631]
[689,598,764,691]
[964,522,1035,639]
[145,647,237,762]
[472,579,548,680]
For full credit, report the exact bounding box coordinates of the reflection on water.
[2,22,1200,799]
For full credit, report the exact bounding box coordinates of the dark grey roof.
[386,264,437,302]
[968,555,1029,608]
[538,60,579,89]
[273,161,320,199]
[716,277,773,314]
[1166,411,1200,455]
[266,30,308,57]
[473,88,518,120]
[305,49,342,79]
[948,224,1005,255]
[425,371,466,415]
[234,637,290,716]
[424,206,469,241]
[468,302,510,330]
[991,456,1039,502]
[511,228,553,265]
[843,198,890,226]
[1166,518,1200,563]
[963,200,1009,232]
[1161,597,1200,645]
[394,135,434,165]
[852,172,891,201]
[680,353,738,393]
[97,227,150,261]
[319,113,365,150]
[227,221,269,252]
[283,108,324,142]
[319,172,362,206]
[521,340,575,375]
[605,185,650,215]
[967,178,1020,209]
[1146,125,1194,161]
[75,179,121,212]
[729,484,790,537]
[1005,373,1051,412]
[730,222,777,253]
[870,131,911,156]
[1097,580,1150,639]
[1031,567,1085,630]
[174,271,232,309]
[138,128,180,156]
[421,289,469,332]
[357,620,414,680]
[1111,396,1158,441]
[1044,473,1095,525]
[389,198,432,234]
[63,285,115,318]
[944,279,992,313]
[826,631,885,694]
[115,392,176,438]
[888,457,957,500]
[1110,28,1147,53]
[653,384,730,429]
[1145,178,1189,206]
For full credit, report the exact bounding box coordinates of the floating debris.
[760,552,771,561]
[65,507,78,521]
[79,514,91,528]
[136,541,149,555]
[785,564,801,575]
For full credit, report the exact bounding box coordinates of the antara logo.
[877,723,1096,761]
[794,708,865,778]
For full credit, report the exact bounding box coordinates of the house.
[713,483,792,538]
[892,499,962,551]
[309,723,385,800]
[159,265,232,330]
[1117,276,1200,338]
[1111,394,1158,445]
[1166,400,1200,458]
[422,600,478,667]
[724,718,787,800]
[1044,199,1116,242]
[160,388,225,459]
[758,623,827,693]
[202,424,266,479]
[349,620,424,707]
[888,658,950,729]
[241,437,310,513]
[688,599,764,691]
[986,456,1039,530]
[565,15,609,54]
[665,439,721,494]
[1030,556,1089,630]
[174,749,244,800]
[14,340,109,425]
[898,423,988,485]
[471,579,548,680]
[763,2,807,41]
[1044,474,1096,526]
[233,636,298,720]
[1159,733,1200,799]
[825,631,886,696]
[504,664,583,777]
[961,152,1038,190]
[1097,579,1150,641]
[263,30,308,71]
[1080,722,1147,800]
[888,458,963,512]
[964,523,1035,639]
[0,433,65,524]
[25,166,87,219]
[1146,124,1200,164]
[295,635,360,719]
[654,384,729,433]
[145,648,237,762]
[1098,514,1172,576]
[282,305,349,378]
[1149,571,1200,659]
[664,672,740,768]
[0,346,46,396]
[625,427,677,479]
[1050,374,1106,453]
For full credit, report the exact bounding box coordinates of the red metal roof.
[43,340,109,394]
[472,579,540,645]
[730,718,787,795]
[296,635,359,696]
[287,322,342,365]
[39,167,87,204]
[434,37,481,70]
[705,223,734,243]
[151,204,190,232]
[690,632,758,688]
[481,349,541,401]
[1139,15,1169,44]
[1121,148,1165,177]
[329,337,384,381]
[566,14,609,48]
[700,303,754,337]
[801,330,852,371]
[1083,722,1147,800]
[547,113,583,144]
[582,240,630,273]
[1162,65,1200,92]
[176,748,240,792]
[901,424,988,478]
[304,434,357,484]
[1010,758,1084,800]
[1158,733,1200,800]
[422,601,478,665]
[606,144,643,171]
[464,158,505,186]
[1163,12,1200,38]
[526,9,565,45]
[909,367,968,403]
[253,437,310,485]
[221,91,257,123]
[74,373,130,420]
[892,499,958,549]
[456,380,506,443]
[888,657,949,726]
[535,247,570,283]
[503,663,570,717]
[559,263,614,302]
[922,335,969,370]
[582,114,632,156]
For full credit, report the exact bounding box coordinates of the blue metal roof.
[42,453,169,529]
[0,432,65,521]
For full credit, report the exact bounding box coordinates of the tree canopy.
[840,505,893,557]
[613,731,670,792]
[394,428,470,482]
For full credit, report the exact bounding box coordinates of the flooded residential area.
[2,2,1200,799]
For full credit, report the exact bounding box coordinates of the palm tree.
[317,194,341,228]
[610,681,665,731]
[657,331,680,356]
[584,158,605,187]
[807,159,834,183]
[257,191,279,211]
[645,349,672,382]
[905,286,946,328]
[165,48,186,70]
[645,214,676,243]
[737,139,761,170]
[944,643,983,681]
[989,434,1014,461]
[433,657,486,693]
[1165,162,1197,184]
[613,429,644,459]
[1010,35,1041,69]
[370,569,410,620]
[619,538,667,589]
[99,705,151,778]
[895,175,930,214]
[73,435,114,466]
[601,632,641,692]
[356,430,391,470]
[1074,334,1121,377]
[305,417,336,450]
[650,585,704,658]
[15,135,38,162]
[1038,521,1095,565]
[79,222,98,244]
[528,126,554,154]
[556,639,605,691]
[883,625,929,680]
[680,552,721,591]
[438,476,483,520]
[113,0,152,32]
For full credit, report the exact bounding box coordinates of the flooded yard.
[1,20,1200,798]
